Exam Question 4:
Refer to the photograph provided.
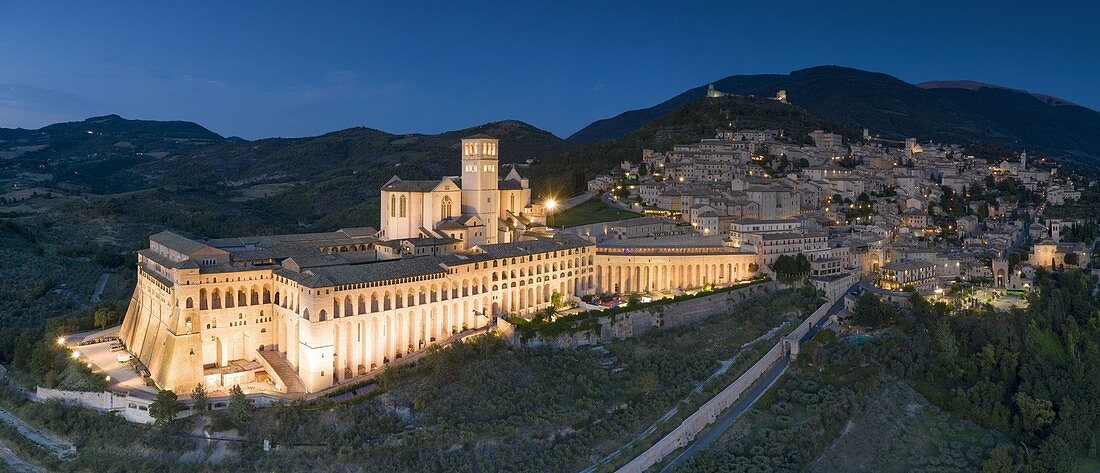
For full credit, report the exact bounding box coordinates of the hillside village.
[585,87,1090,307]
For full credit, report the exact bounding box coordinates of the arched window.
[399,195,407,218]
[510,194,515,212]
[391,195,396,217]
[441,196,453,219]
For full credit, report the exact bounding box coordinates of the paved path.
[658,291,851,471]
[0,407,74,460]
[582,321,793,473]
[256,351,306,393]
[659,356,790,472]
[0,446,46,473]
[602,192,635,211]
[90,273,109,303]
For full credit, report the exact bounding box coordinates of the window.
[441,196,453,219]
[391,195,396,217]
[399,195,407,218]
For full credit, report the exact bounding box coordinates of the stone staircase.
[256,350,306,394]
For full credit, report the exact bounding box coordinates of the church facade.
[379,135,535,246]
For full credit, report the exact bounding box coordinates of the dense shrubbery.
[844,269,1100,471]
[678,269,1100,472]
[678,374,857,472]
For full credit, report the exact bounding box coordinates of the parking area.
[63,329,158,398]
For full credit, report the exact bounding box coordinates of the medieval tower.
[461,135,500,244]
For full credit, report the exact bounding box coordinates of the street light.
[56,336,66,346]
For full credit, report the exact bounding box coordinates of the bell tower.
[461,135,500,244]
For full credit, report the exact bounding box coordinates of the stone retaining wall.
[500,281,778,348]
[616,295,836,472]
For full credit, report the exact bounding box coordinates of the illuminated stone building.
[120,137,760,396]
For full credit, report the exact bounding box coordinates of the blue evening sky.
[2,1,1097,139]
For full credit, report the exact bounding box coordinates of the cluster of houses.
[588,120,1092,301]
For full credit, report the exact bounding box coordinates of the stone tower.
[992,257,1009,287]
[461,135,500,244]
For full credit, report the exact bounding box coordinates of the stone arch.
[263,285,272,304]
[319,309,328,322]
[358,294,367,315]
[185,297,194,309]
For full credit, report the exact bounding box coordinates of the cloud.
[592,83,606,91]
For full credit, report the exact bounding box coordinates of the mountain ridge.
[567,66,1100,162]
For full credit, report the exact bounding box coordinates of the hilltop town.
[588,91,1090,307]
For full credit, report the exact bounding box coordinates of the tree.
[227,385,253,427]
[1063,251,1079,266]
[550,291,565,310]
[805,329,836,366]
[1014,392,1055,435]
[191,384,209,416]
[93,307,116,329]
[981,446,1013,473]
[852,293,895,328]
[149,389,179,426]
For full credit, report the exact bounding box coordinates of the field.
[548,197,640,228]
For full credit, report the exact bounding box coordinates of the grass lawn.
[548,197,640,228]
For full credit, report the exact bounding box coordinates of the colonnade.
[593,258,755,294]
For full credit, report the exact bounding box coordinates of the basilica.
[379,135,539,245]
[119,135,758,396]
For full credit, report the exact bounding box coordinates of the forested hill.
[0,115,567,194]
[147,118,569,188]
[568,66,1100,162]
[527,94,858,198]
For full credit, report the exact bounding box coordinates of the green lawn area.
[548,197,640,228]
